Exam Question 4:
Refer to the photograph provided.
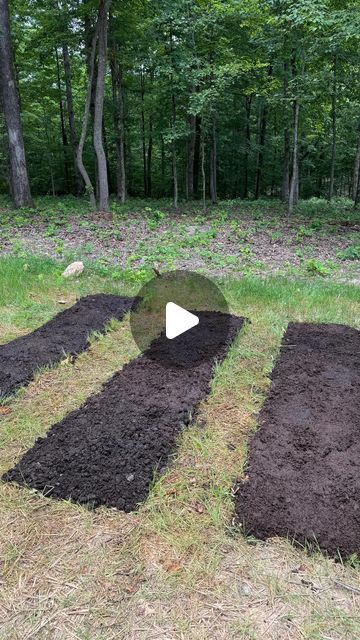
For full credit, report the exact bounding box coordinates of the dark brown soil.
[3,312,244,511]
[235,322,360,558]
[0,294,135,398]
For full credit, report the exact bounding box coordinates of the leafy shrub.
[236,228,253,242]
[296,225,314,241]
[295,197,353,219]
[309,217,324,230]
[337,245,360,261]
[305,259,331,276]
[270,230,283,242]
[144,207,166,228]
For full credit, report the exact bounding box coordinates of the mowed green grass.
[0,255,359,640]
[0,253,358,334]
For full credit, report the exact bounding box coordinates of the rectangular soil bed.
[0,294,136,398]
[235,322,360,558]
[3,312,244,512]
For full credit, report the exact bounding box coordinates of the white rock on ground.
[62,261,84,278]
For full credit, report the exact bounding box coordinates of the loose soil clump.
[0,294,135,398]
[235,322,360,558]
[4,312,244,511]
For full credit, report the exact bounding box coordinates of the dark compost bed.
[235,322,360,558]
[0,294,135,398]
[3,312,245,511]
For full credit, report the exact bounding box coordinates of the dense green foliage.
[1,0,360,205]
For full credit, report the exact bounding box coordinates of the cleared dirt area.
[3,312,244,511]
[1,200,359,283]
[0,294,135,398]
[235,322,360,558]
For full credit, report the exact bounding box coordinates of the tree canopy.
[1,0,360,210]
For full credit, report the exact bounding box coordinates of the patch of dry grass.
[0,274,359,639]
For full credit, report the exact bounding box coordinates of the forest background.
[1,0,360,216]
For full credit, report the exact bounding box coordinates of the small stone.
[238,582,252,596]
[62,261,84,278]
[126,473,134,482]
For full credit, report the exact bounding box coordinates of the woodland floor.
[0,196,359,284]
[0,259,359,639]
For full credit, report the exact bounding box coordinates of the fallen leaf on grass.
[125,584,138,594]
[164,561,183,573]
[301,578,320,591]
[60,355,75,366]
[291,564,307,574]
[124,575,145,593]
[191,502,204,514]
[165,487,177,496]
[0,406,11,416]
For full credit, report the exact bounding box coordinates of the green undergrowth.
[1,194,359,227]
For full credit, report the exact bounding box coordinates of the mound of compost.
[0,294,136,398]
[235,322,360,558]
[3,312,245,511]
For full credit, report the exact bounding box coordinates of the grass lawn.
[0,255,359,639]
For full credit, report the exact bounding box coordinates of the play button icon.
[166,302,199,339]
[130,269,234,368]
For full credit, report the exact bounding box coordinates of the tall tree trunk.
[0,0,33,207]
[282,62,290,202]
[76,17,99,210]
[355,172,360,208]
[84,12,99,199]
[55,47,70,193]
[282,128,290,202]
[172,92,178,209]
[93,0,110,212]
[288,99,300,216]
[255,65,272,199]
[140,70,147,196]
[254,101,267,199]
[210,117,217,203]
[187,109,196,199]
[243,95,251,199]
[43,106,56,196]
[201,125,206,212]
[147,113,153,197]
[62,43,83,194]
[110,38,126,203]
[193,115,201,196]
[161,135,165,196]
[329,54,337,200]
[271,116,277,197]
[103,121,111,192]
[352,124,360,201]
[185,139,189,200]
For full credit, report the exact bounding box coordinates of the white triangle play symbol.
[166,302,199,340]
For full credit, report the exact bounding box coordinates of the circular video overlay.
[130,270,232,368]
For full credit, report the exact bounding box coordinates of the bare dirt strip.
[3,312,244,511]
[235,322,360,558]
[0,294,136,398]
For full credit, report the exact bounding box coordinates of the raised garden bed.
[0,294,135,398]
[4,311,244,511]
[235,322,360,558]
